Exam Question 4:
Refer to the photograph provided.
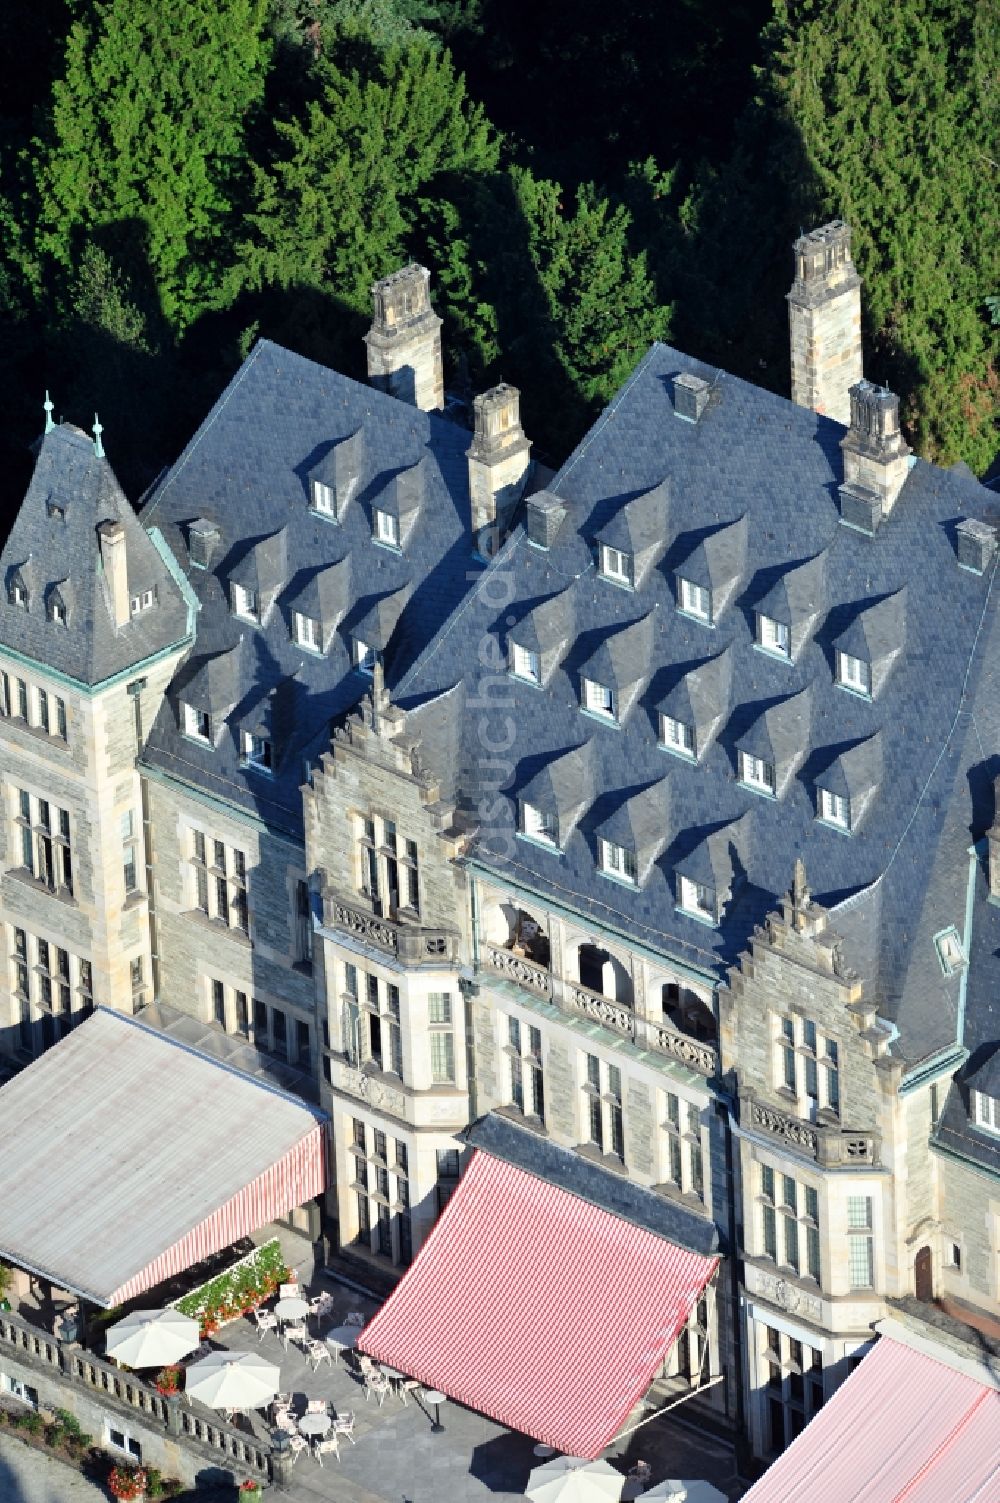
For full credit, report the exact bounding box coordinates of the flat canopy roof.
[0,1010,326,1306]
[360,1128,719,1458]
[741,1320,1000,1503]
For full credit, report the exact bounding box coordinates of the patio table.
[326,1325,360,1358]
[274,1296,310,1323]
[297,1412,331,1437]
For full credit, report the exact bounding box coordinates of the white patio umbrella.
[105,1309,200,1369]
[638,1483,726,1503]
[185,1350,280,1412]
[526,1456,625,1503]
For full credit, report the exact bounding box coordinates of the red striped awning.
[359,1149,718,1458]
[740,1324,1000,1503]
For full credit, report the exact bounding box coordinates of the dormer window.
[599,839,637,884]
[511,642,540,683]
[660,714,695,758]
[522,802,558,846]
[934,927,965,976]
[353,638,376,674]
[241,730,273,773]
[373,509,400,547]
[677,875,715,922]
[130,589,154,617]
[582,677,616,720]
[836,651,871,696]
[757,614,790,657]
[231,582,259,622]
[818,788,850,829]
[678,577,711,622]
[311,480,336,518]
[9,576,28,608]
[182,703,212,744]
[972,1090,1000,1134]
[740,751,776,795]
[600,544,633,587]
[293,612,321,652]
[48,592,68,625]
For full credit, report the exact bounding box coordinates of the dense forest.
[0,0,996,515]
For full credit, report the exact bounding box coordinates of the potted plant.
[108,1462,148,1500]
[153,1366,182,1397]
[239,1481,263,1502]
[0,1261,13,1312]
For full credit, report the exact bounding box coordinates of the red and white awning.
[0,1010,327,1306]
[741,1320,1000,1503]
[359,1148,718,1458]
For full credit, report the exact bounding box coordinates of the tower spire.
[92,414,104,459]
[43,391,55,435]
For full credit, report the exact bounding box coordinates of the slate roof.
[0,424,191,686]
[397,341,1000,1067]
[140,339,480,838]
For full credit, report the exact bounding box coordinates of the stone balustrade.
[323,889,457,963]
[563,980,636,1039]
[742,1090,880,1165]
[482,942,553,998]
[647,1018,718,1076]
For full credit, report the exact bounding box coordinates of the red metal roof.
[741,1326,1000,1503]
[358,1149,718,1458]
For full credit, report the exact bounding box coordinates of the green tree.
[27,0,272,332]
[757,0,998,469]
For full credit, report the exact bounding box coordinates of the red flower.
[108,1463,148,1500]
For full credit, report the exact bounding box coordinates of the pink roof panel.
[358,1149,718,1458]
[741,1331,1000,1503]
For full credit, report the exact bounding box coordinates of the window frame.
[598,838,638,886]
[599,543,633,588]
[757,613,791,658]
[231,580,260,623]
[310,480,337,518]
[510,641,541,684]
[581,676,617,721]
[293,611,322,652]
[660,713,696,758]
[521,801,558,847]
[373,508,401,548]
[740,750,777,795]
[836,650,872,696]
[678,576,712,623]
[677,874,716,923]
[818,786,851,830]
[182,702,213,744]
[353,637,376,675]
[240,729,274,774]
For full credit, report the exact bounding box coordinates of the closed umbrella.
[186,1350,280,1412]
[526,1456,625,1503]
[106,1309,200,1369]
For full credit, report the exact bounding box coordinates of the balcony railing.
[482,942,553,998]
[564,981,635,1039]
[649,1019,717,1076]
[323,890,457,964]
[742,1089,880,1165]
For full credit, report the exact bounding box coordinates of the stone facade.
[787,220,863,425]
[466,384,533,554]
[364,263,444,412]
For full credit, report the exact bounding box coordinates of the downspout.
[127,677,159,1001]
[719,1094,750,1474]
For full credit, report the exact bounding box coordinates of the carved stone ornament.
[756,1270,823,1322]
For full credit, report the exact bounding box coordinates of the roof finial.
[92,414,104,459]
[43,391,55,435]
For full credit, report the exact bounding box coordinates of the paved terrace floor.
[215,1280,744,1503]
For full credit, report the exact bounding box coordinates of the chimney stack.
[365,263,444,412]
[787,220,863,426]
[98,519,130,627]
[467,384,532,556]
[839,381,912,532]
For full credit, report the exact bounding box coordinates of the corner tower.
[787,220,863,426]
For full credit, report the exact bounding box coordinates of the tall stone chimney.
[787,220,863,425]
[365,263,444,412]
[467,384,532,555]
[98,519,130,627]
[839,380,912,531]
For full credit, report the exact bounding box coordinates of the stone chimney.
[787,220,863,425]
[467,384,532,555]
[365,263,444,412]
[98,519,130,627]
[839,381,911,531]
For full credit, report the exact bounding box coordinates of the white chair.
[254,1310,278,1341]
[344,1310,365,1327]
[305,1398,328,1415]
[365,1372,391,1406]
[279,1282,300,1299]
[282,1321,307,1350]
[287,1433,309,1465]
[276,1412,298,1434]
[332,1410,356,1445]
[306,1338,332,1372]
[314,1434,341,1466]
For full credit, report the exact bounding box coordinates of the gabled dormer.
[46,580,71,626]
[577,613,654,726]
[674,514,747,627]
[656,647,733,762]
[735,686,813,798]
[753,553,827,662]
[285,556,351,655]
[308,427,365,521]
[673,812,751,926]
[227,528,288,625]
[7,561,33,609]
[967,1048,1000,1136]
[506,588,574,687]
[372,457,426,551]
[176,644,240,747]
[593,479,669,591]
[814,733,882,833]
[518,743,594,851]
[831,589,906,699]
[593,778,669,888]
[351,583,410,674]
